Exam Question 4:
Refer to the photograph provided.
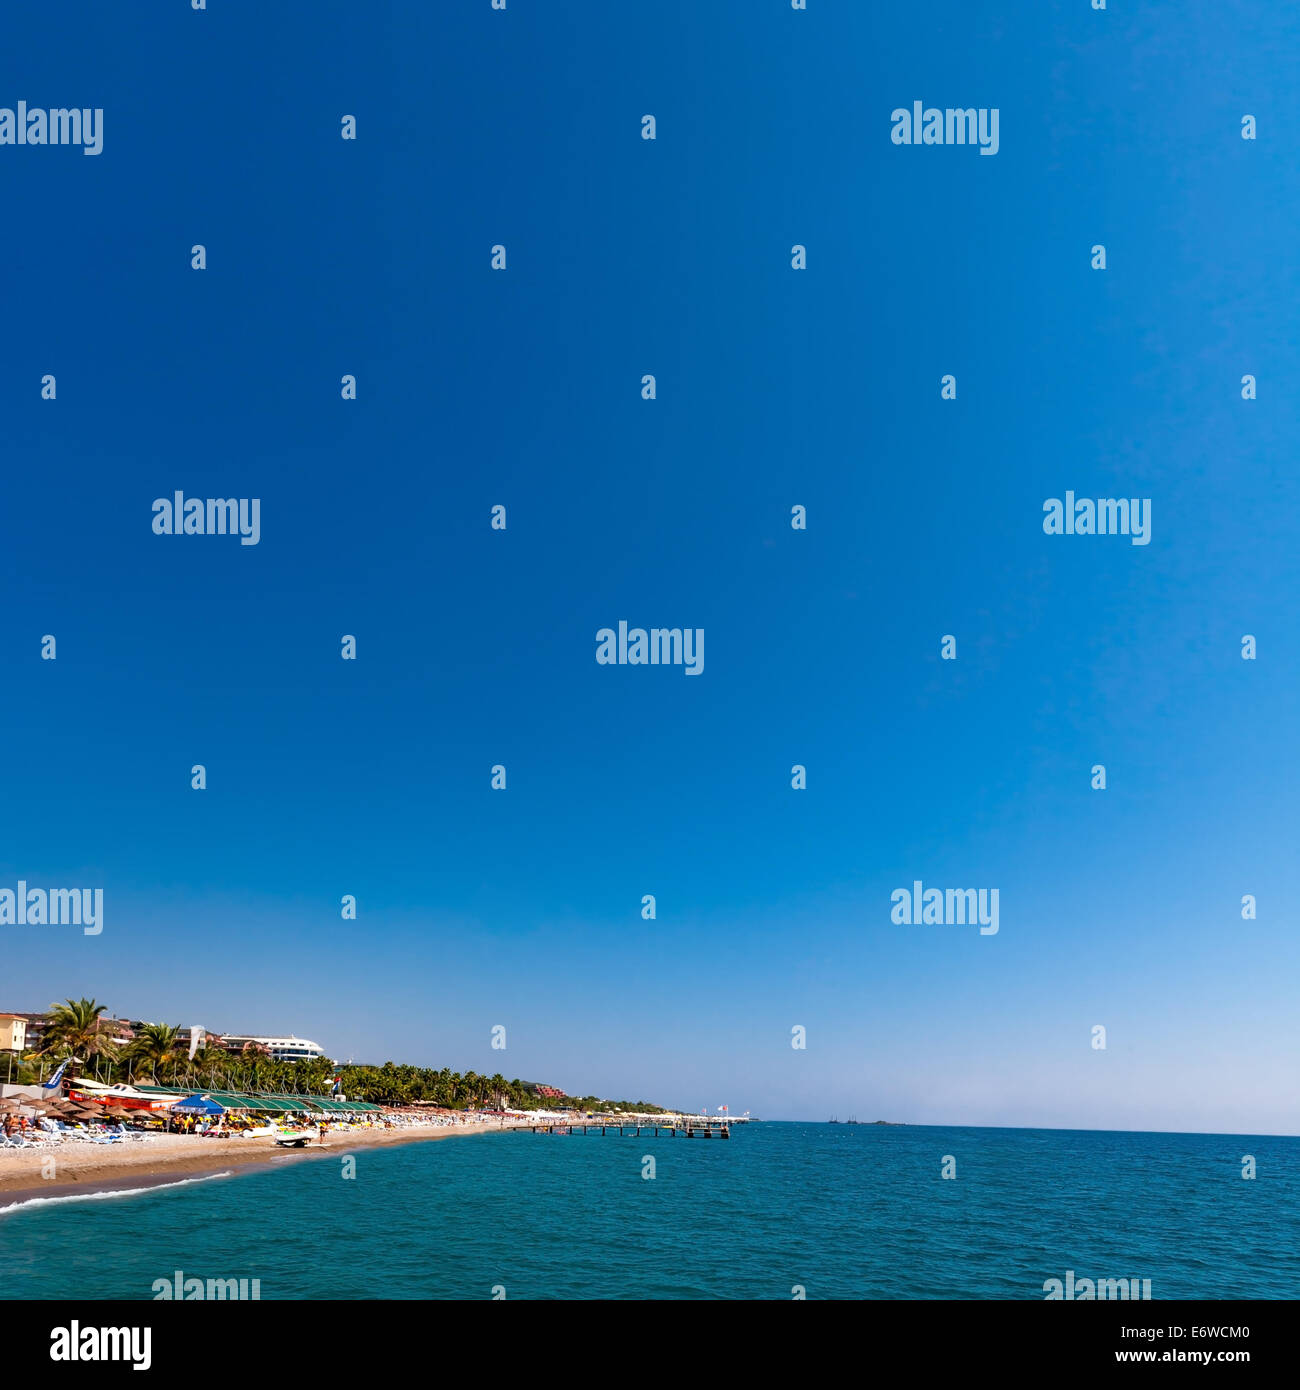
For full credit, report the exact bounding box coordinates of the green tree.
[126,1023,185,1083]
[41,997,118,1075]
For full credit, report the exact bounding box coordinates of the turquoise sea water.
[2,1124,1297,1300]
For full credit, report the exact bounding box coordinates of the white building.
[221,1034,326,1063]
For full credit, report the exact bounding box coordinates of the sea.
[2,1123,1296,1300]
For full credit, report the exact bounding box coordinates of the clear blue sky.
[2,1,1297,1133]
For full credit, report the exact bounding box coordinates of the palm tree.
[199,1043,235,1091]
[240,1042,270,1092]
[126,1023,185,1083]
[298,1056,333,1095]
[41,997,118,1077]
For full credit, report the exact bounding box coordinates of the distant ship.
[828,1115,840,1124]
[845,1116,860,1125]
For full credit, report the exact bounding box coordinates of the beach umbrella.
[171,1095,224,1116]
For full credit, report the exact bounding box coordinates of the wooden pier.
[530,1120,731,1139]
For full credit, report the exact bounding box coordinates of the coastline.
[0,1122,508,1211]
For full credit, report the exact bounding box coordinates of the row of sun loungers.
[0,1121,161,1149]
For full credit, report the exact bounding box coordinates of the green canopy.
[109,1084,385,1113]
[309,1097,383,1113]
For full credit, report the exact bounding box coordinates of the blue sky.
[2,1,1297,1133]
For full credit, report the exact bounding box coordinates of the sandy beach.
[0,1122,509,1209]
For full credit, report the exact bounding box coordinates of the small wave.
[0,1170,233,1217]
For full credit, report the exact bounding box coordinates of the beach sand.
[0,1123,508,1209]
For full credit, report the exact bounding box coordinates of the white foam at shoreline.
[0,1170,233,1218]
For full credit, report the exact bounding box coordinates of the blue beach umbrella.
[171,1095,224,1115]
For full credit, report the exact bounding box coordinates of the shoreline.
[0,1122,510,1211]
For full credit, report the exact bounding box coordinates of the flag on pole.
[331,1074,342,1095]
[42,1059,69,1091]
[188,1025,205,1062]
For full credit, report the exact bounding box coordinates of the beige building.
[0,1014,28,1053]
